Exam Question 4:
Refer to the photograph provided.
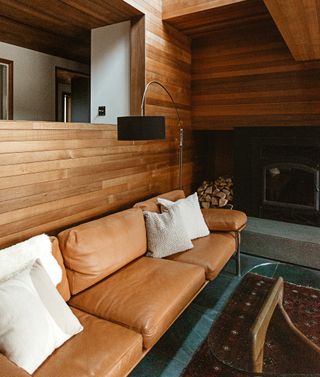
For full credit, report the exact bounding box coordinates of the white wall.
[91,21,130,124]
[0,42,89,121]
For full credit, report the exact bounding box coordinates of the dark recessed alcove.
[234,127,320,226]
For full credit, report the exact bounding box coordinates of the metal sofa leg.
[235,231,241,277]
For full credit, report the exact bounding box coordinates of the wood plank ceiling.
[163,0,320,62]
[2,0,319,63]
[163,0,271,39]
[163,0,247,19]
[0,0,142,63]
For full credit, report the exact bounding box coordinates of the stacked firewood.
[197,177,234,209]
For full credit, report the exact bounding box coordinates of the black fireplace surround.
[234,127,320,227]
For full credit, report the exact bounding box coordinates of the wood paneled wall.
[192,18,320,130]
[0,0,194,249]
[0,120,194,248]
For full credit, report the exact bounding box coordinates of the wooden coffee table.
[182,263,320,377]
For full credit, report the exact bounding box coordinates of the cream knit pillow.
[144,205,193,258]
[0,234,62,286]
[0,261,83,374]
[158,192,210,240]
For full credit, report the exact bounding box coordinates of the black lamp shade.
[117,116,165,140]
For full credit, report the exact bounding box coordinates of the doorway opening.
[0,58,13,120]
[55,67,90,123]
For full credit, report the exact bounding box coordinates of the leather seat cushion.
[0,355,31,377]
[69,257,206,349]
[34,308,143,377]
[166,232,236,280]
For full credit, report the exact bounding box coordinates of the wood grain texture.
[162,0,246,20]
[0,119,193,248]
[130,16,146,115]
[162,0,269,38]
[192,17,320,130]
[0,0,193,249]
[264,0,320,61]
[0,0,141,63]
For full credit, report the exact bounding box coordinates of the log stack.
[197,177,234,209]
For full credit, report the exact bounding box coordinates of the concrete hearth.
[242,217,320,270]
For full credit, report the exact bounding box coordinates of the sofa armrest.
[201,208,247,232]
[0,355,31,377]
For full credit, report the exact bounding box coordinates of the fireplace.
[234,127,320,226]
[264,163,318,210]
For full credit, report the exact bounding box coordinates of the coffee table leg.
[235,231,241,276]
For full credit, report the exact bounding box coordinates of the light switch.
[98,106,106,116]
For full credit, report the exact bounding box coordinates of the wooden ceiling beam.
[0,0,88,38]
[162,0,247,20]
[13,0,119,30]
[162,0,270,39]
[263,0,320,61]
[0,16,90,63]
[58,0,142,27]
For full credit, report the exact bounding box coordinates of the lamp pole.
[140,80,184,190]
[179,127,183,190]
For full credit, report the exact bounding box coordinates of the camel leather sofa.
[0,190,247,377]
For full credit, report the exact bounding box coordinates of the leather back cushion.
[50,236,71,302]
[133,190,185,213]
[58,208,147,295]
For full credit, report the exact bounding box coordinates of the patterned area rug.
[182,273,320,377]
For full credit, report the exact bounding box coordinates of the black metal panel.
[234,126,320,226]
[263,163,319,210]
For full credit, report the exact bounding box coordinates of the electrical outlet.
[98,106,106,116]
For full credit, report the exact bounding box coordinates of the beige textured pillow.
[158,192,210,240]
[0,261,83,374]
[144,205,193,258]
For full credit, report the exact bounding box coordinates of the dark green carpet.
[129,254,320,377]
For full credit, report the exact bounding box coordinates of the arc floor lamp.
[117,80,184,190]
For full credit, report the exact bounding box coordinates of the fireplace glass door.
[263,163,319,210]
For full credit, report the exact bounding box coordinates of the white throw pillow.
[144,205,193,258]
[0,234,62,286]
[30,260,83,336]
[158,192,210,240]
[0,261,83,374]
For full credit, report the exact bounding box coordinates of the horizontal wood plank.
[0,120,193,247]
[192,18,320,130]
